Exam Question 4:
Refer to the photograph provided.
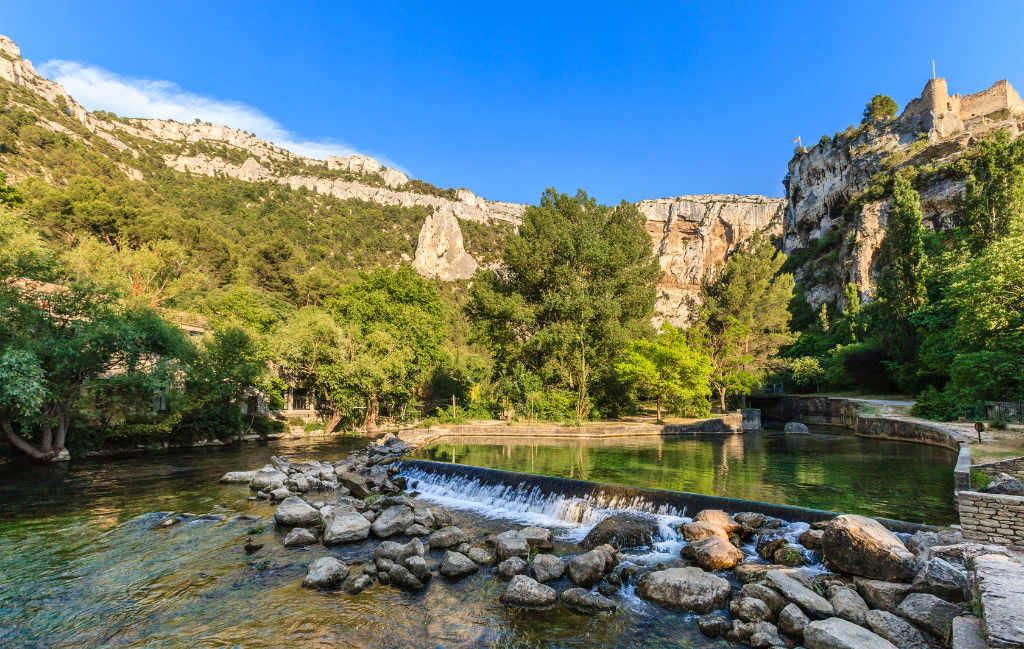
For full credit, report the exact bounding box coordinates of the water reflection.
[412,427,957,525]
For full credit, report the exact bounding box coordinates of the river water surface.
[0,428,956,648]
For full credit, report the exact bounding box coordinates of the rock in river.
[499,575,558,608]
[803,617,898,649]
[853,578,913,613]
[323,511,372,545]
[778,603,809,638]
[682,521,729,541]
[531,554,565,583]
[635,567,731,614]
[428,526,469,549]
[302,557,349,589]
[274,496,321,527]
[567,550,606,587]
[766,570,835,619]
[519,526,554,550]
[283,527,317,547]
[821,514,918,582]
[220,470,256,484]
[895,593,960,645]
[561,588,617,615]
[440,551,478,579]
[497,557,528,579]
[692,509,741,535]
[495,530,530,561]
[579,512,659,550]
[250,468,288,491]
[372,505,414,537]
[865,610,943,649]
[690,535,744,571]
[911,557,968,602]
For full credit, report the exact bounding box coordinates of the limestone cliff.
[636,195,786,325]
[411,208,478,280]
[784,77,1024,309]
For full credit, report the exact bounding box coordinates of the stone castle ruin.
[901,77,1024,138]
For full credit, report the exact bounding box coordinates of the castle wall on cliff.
[783,77,1024,310]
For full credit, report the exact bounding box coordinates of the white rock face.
[412,208,479,280]
[636,195,786,326]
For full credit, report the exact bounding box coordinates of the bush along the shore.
[194,438,1004,645]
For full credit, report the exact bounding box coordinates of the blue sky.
[3,1,1022,205]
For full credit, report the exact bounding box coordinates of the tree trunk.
[718,389,727,411]
[656,397,662,422]
[323,410,343,435]
[1,417,57,461]
[363,397,377,431]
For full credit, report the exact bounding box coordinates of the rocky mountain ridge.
[0,34,783,323]
[784,77,1024,310]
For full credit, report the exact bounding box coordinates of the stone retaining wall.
[854,415,963,452]
[782,396,860,427]
[958,490,1024,547]
[971,456,1024,479]
[438,414,744,439]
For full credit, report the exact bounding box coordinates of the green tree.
[697,231,796,407]
[790,356,825,392]
[0,171,23,207]
[873,172,928,390]
[836,283,862,342]
[862,94,898,123]
[963,129,1024,252]
[615,323,712,421]
[691,317,756,410]
[466,188,662,420]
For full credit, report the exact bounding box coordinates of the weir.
[398,459,936,534]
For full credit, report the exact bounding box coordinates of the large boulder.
[439,551,478,579]
[741,583,788,616]
[430,506,454,527]
[690,536,744,571]
[495,531,530,561]
[821,514,918,582]
[499,575,558,608]
[283,527,317,547]
[800,528,825,551]
[579,512,659,550]
[895,593,960,645]
[803,617,899,649]
[220,470,256,484]
[371,505,415,537]
[250,468,288,491]
[635,567,731,614]
[404,556,431,583]
[698,613,729,639]
[337,471,372,498]
[765,570,835,619]
[467,547,495,566]
[394,538,425,564]
[428,526,470,549]
[693,509,741,535]
[388,564,425,590]
[920,542,1010,565]
[911,557,968,602]
[778,603,809,638]
[561,588,617,615]
[567,551,606,587]
[829,587,869,627]
[302,557,349,589]
[865,610,943,649]
[323,511,372,545]
[496,557,529,579]
[519,526,554,550]
[531,553,566,583]
[270,455,291,473]
[854,578,913,613]
[682,521,729,541]
[732,597,775,624]
[986,472,1024,495]
[274,496,321,526]
[785,422,810,433]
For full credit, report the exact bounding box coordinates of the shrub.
[911,386,959,421]
[862,95,898,123]
[989,419,1008,430]
[971,470,992,491]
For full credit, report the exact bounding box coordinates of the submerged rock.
[302,557,349,589]
[821,514,917,582]
[499,575,558,608]
[579,513,659,550]
[560,588,616,615]
[635,567,731,613]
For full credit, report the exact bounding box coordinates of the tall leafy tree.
[873,172,928,390]
[963,129,1024,252]
[696,231,795,407]
[615,323,712,420]
[466,188,662,420]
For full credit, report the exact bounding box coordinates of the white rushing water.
[402,466,816,569]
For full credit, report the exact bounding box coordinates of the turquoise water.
[411,426,958,525]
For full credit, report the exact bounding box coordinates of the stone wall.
[436,413,745,438]
[854,415,962,452]
[960,79,1024,122]
[958,490,1024,547]
[780,396,860,427]
[971,457,1024,479]
[739,409,761,431]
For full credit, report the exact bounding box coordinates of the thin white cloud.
[38,59,403,169]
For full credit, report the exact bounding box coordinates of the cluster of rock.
[660,509,1010,649]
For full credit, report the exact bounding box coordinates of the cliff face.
[784,77,1024,309]
[636,195,786,325]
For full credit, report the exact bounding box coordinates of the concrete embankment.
[417,413,744,441]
